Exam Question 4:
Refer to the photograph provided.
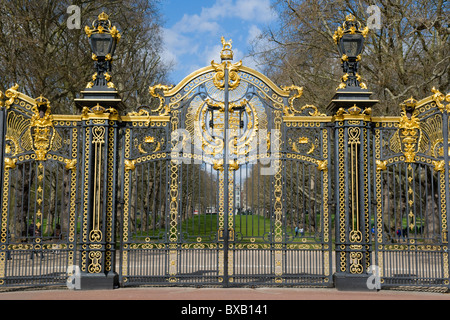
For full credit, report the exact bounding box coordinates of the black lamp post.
[327,14,378,113]
[84,12,121,89]
[333,14,368,90]
[74,12,123,289]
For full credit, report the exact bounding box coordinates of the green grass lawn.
[179,214,322,243]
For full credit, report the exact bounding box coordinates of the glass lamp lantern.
[338,33,364,59]
[89,32,116,59]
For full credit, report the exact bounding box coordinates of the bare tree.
[0,0,172,114]
[250,0,449,115]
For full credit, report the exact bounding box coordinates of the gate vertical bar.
[223,61,230,287]
[0,96,7,284]
[168,111,180,282]
[443,109,450,289]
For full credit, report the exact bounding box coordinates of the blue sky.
[159,0,278,84]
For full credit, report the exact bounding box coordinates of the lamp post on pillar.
[75,12,124,112]
[328,15,378,291]
[75,12,123,290]
[328,14,378,113]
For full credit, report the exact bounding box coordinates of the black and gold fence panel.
[118,112,171,285]
[0,86,80,287]
[372,93,450,290]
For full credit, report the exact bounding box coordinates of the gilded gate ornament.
[4,158,17,170]
[1,86,61,161]
[0,83,20,109]
[220,37,233,60]
[431,87,450,113]
[397,97,421,163]
[211,37,242,90]
[211,60,242,91]
[148,84,174,115]
[30,96,61,161]
[84,12,121,42]
[390,90,448,160]
[348,127,362,243]
[280,85,302,116]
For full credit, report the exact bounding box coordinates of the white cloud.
[247,25,262,45]
[203,44,223,66]
[235,0,277,23]
[171,0,276,36]
[161,0,277,82]
[160,27,199,69]
[174,13,221,35]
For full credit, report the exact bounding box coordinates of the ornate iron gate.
[118,39,333,287]
[0,13,448,291]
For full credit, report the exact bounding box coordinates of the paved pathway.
[0,287,449,300]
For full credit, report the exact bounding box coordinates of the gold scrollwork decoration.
[280,85,303,116]
[317,159,328,172]
[349,252,364,274]
[348,127,362,243]
[137,136,163,154]
[229,159,239,171]
[213,159,224,172]
[431,87,450,113]
[64,159,77,171]
[349,230,363,243]
[209,37,242,91]
[125,159,137,171]
[149,84,174,115]
[376,160,387,171]
[4,158,17,170]
[1,83,20,109]
[211,60,242,91]
[300,104,327,117]
[89,229,102,243]
[88,251,102,273]
[432,160,445,173]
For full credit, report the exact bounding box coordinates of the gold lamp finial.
[98,12,109,21]
[345,14,356,22]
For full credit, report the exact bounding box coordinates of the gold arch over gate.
[162,65,292,99]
